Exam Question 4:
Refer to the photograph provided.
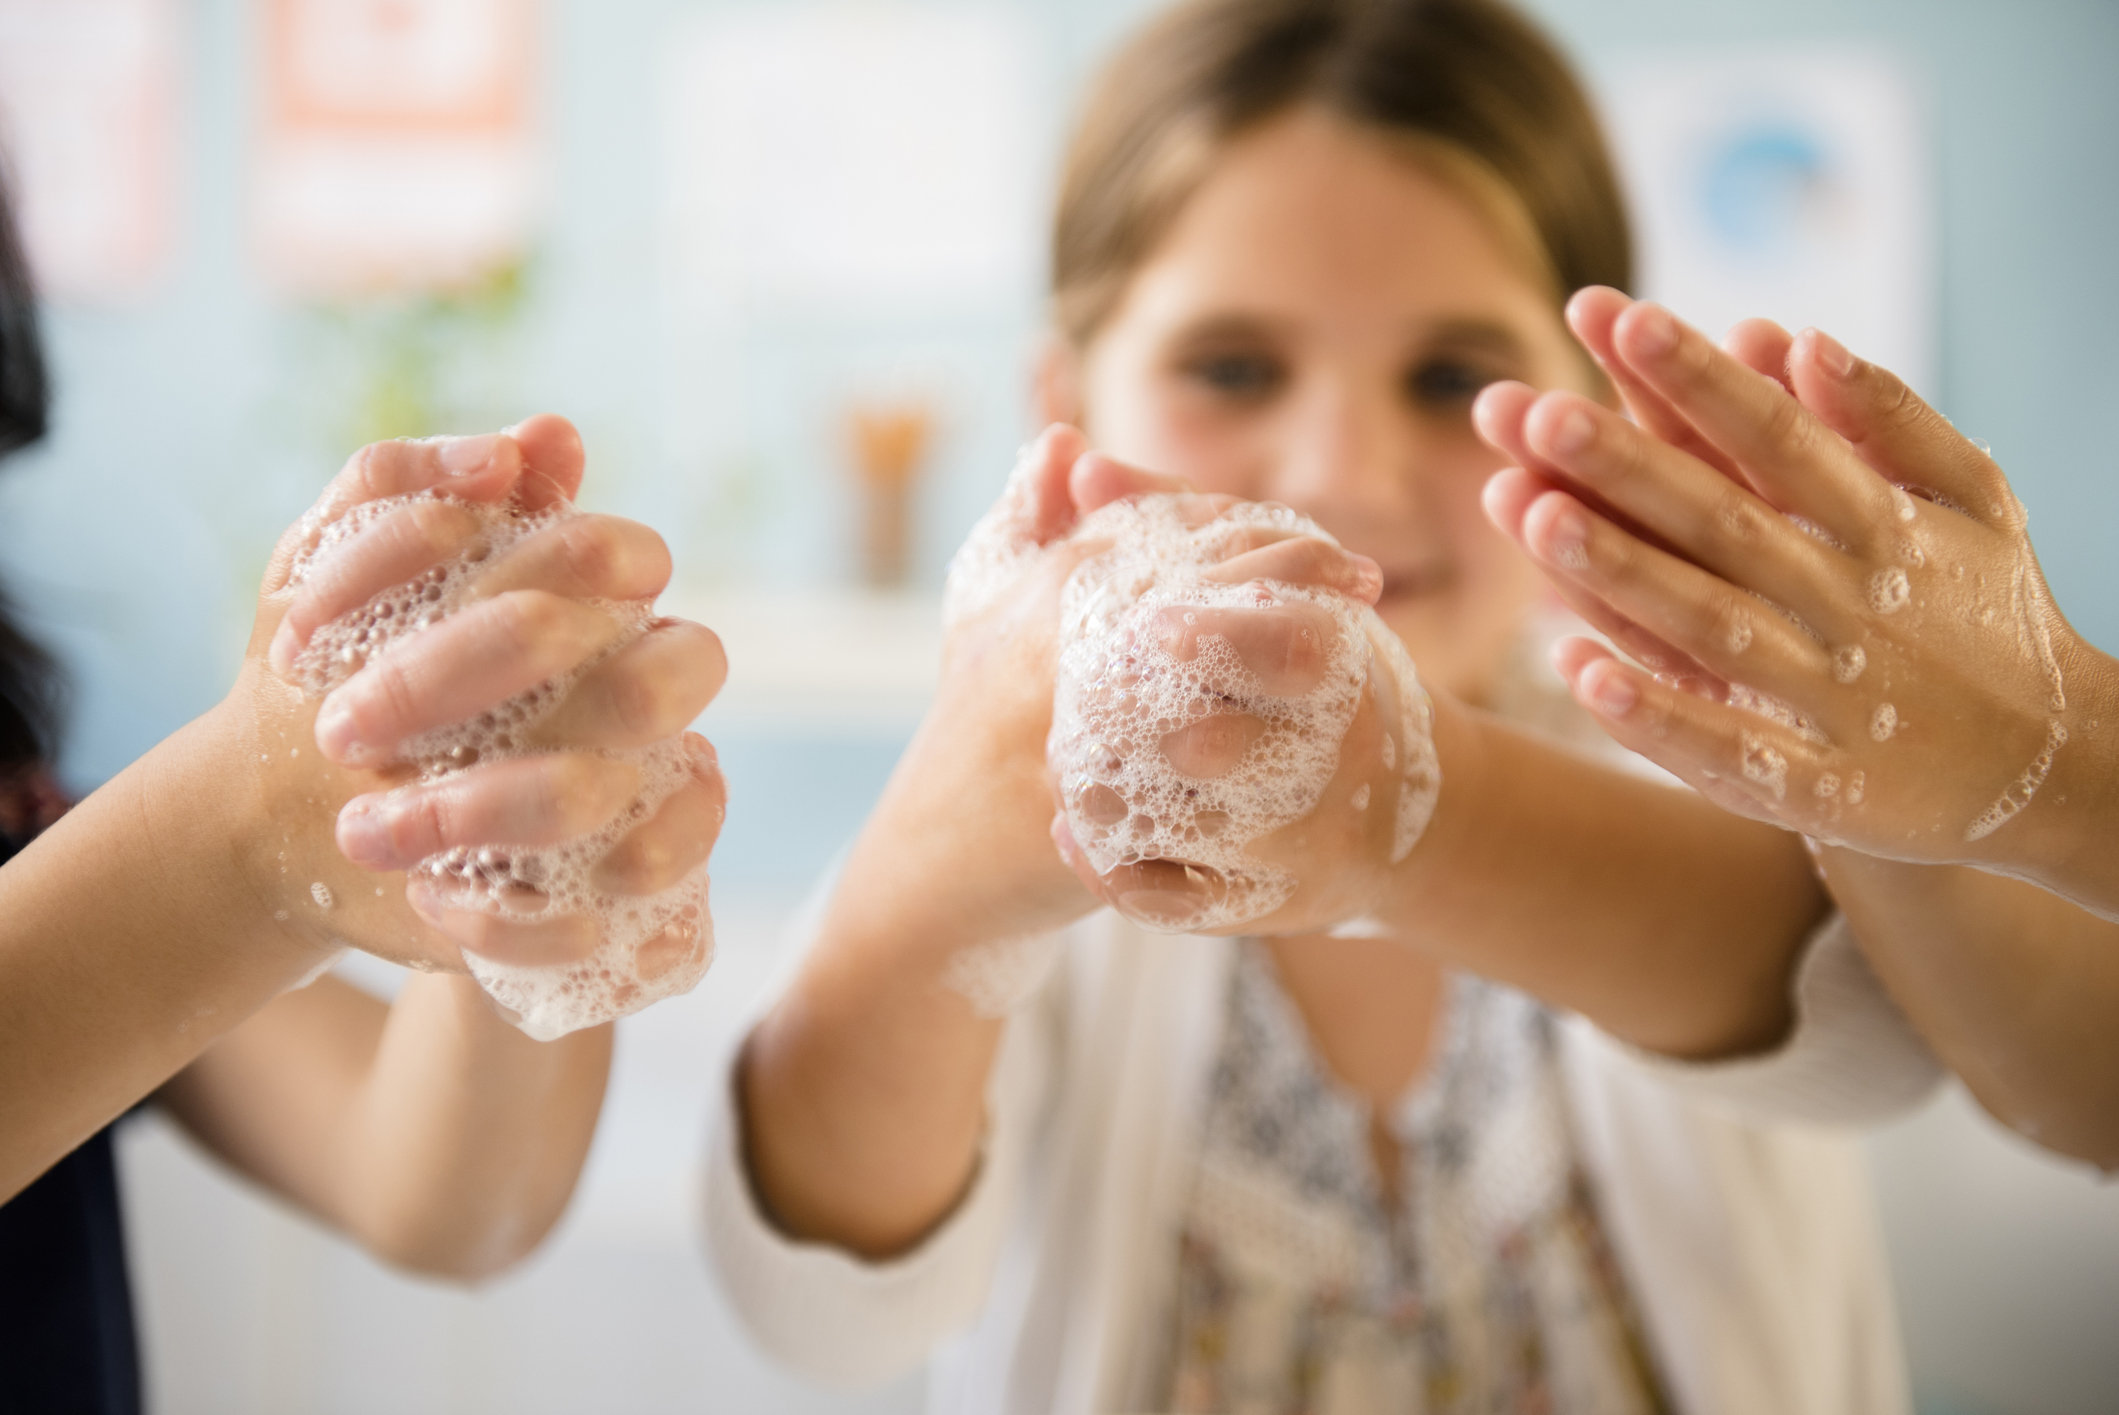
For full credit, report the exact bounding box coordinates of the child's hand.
[229,417,728,1012]
[1472,289,2114,879]
[1042,486,1432,937]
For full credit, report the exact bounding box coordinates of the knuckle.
[1709,488,1770,548]
[557,518,623,591]
[606,662,672,738]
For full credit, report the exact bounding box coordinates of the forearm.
[1818,847,2119,1168]
[163,972,610,1280]
[1381,697,1828,1059]
[740,729,1055,1259]
[0,704,325,1202]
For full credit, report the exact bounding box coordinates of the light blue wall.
[5,0,2115,798]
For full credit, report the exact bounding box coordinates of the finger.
[532,619,727,750]
[1565,286,1746,481]
[1201,536,1384,603]
[1608,301,1897,540]
[1474,381,1661,547]
[1723,318,1795,391]
[336,754,644,871]
[1159,713,1267,779]
[269,497,491,675]
[1519,486,1836,700]
[262,434,528,595]
[1008,424,1092,545]
[1555,640,1832,823]
[592,764,727,896]
[508,413,587,510]
[316,591,626,766]
[1069,450,1193,514]
[1487,470,1724,683]
[1153,602,1340,697]
[407,882,600,968]
[468,513,674,604]
[1787,328,2020,530]
[1518,389,1848,620]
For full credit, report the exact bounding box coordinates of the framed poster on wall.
[0,0,180,303]
[255,0,540,294]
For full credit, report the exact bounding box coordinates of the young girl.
[707,2,1936,1411]
[0,173,729,1408]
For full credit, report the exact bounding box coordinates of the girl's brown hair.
[1051,0,1632,344]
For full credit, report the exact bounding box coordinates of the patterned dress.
[1160,942,1667,1415]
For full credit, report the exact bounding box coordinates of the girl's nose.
[1265,380,1427,524]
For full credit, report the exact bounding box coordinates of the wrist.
[1374,690,1489,939]
[1986,638,2119,911]
[150,692,340,983]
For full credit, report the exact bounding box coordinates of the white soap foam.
[1832,644,1867,684]
[1965,718,2068,843]
[287,492,714,1040]
[1870,702,1898,742]
[945,487,1439,936]
[1868,566,1911,615]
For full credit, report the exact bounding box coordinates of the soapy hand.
[236,416,728,1036]
[924,426,1416,951]
[1474,288,2114,881]
[1031,477,1439,937]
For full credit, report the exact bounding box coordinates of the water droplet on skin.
[1870,703,1898,742]
[1891,486,1918,523]
[1832,645,1867,684]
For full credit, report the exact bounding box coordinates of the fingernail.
[1582,666,1639,718]
[439,433,503,477]
[336,797,391,867]
[314,696,359,760]
[1631,305,1679,359]
[1808,328,1856,380]
[1540,503,1592,572]
[1348,553,1384,603]
[1549,405,1595,456]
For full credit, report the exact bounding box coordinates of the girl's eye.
[1406,359,1499,407]
[1184,352,1285,400]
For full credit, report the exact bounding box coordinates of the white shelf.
[663,587,944,732]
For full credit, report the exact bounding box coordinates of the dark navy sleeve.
[0,829,141,1415]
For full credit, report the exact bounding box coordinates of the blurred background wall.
[0,1,2113,1412]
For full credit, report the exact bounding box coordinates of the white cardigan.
[705,909,1941,1415]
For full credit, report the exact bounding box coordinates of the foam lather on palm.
[1045,495,1439,934]
[287,494,714,1039]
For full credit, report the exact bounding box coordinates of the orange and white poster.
[255,0,540,294]
[0,0,180,303]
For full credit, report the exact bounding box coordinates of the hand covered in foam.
[1476,289,2119,900]
[239,417,728,1038]
[947,436,1440,938]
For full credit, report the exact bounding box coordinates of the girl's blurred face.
[1059,107,1599,703]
